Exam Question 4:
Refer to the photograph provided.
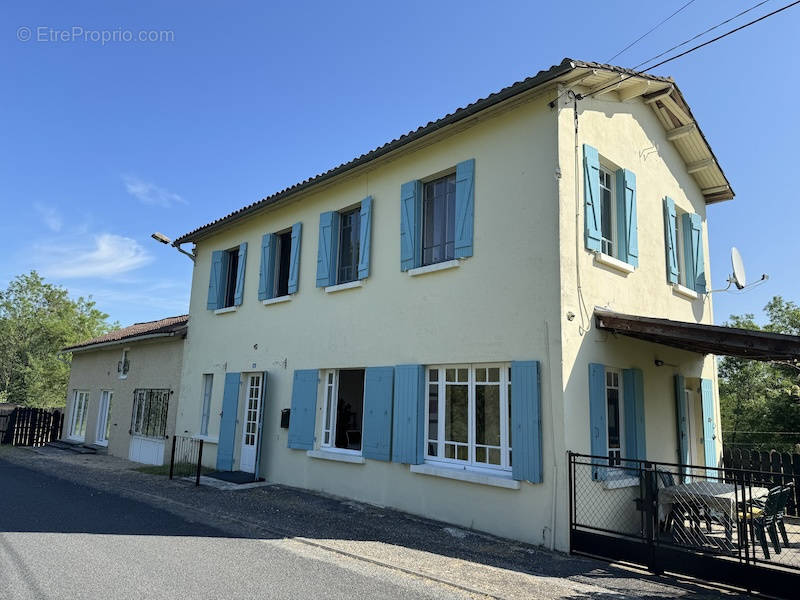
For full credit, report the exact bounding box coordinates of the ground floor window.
[605,367,624,466]
[96,390,113,444]
[131,389,170,438]
[321,369,364,452]
[200,374,213,436]
[69,390,89,440]
[425,364,512,471]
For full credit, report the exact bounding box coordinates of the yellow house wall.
[176,92,568,548]
[65,337,184,461]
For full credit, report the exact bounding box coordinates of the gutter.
[61,329,186,354]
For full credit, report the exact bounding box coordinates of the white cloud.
[37,233,153,278]
[34,203,62,232]
[123,176,187,208]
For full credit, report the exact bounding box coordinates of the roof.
[595,309,800,362]
[174,58,733,246]
[63,315,188,353]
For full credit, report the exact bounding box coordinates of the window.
[275,230,292,297]
[69,391,89,440]
[118,348,129,379]
[599,167,616,257]
[131,389,170,438]
[674,209,687,286]
[605,368,624,466]
[422,173,456,266]
[425,364,512,471]
[321,369,365,452]
[96,390,112,445]
[223,248,240,308]
[200,374,213,436]
[337,207,361,284]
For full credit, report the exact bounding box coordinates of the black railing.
[569,451,799,598]
[168,435,205,486]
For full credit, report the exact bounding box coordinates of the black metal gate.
[568,452,799,598]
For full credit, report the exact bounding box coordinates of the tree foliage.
[719,296,800,451]
[0,272,117,407]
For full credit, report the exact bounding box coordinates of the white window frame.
[118,348,130,379]
[320,369,365,455]
[598,166,617,258]
[424,363,512,473]
[674,209,687,286]
[200,374,213,436]
[95,390,113,446]
[605,367,625,466]
[242,373,263,448]
[69,390,89,441]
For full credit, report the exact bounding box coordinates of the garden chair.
[741,484,791,559]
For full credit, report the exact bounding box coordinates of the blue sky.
[1,1,797,327]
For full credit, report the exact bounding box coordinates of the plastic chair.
[741,485,791,559]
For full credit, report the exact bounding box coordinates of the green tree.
[719,297,800,451]
[0,271,117,407]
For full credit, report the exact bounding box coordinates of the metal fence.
[168,435,205,486]
[569,452,799,598]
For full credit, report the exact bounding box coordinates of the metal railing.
[168,435,205,486]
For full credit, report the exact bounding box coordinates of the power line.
[584,0,800,100]
[606,0,698,63]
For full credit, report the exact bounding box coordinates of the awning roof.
[595,309,800,362]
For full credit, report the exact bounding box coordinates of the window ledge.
[407,259,460,277]
[263,295,292,306]
[593,252,635,275]
[307,449,365,464]
[672,283,699,300]
[410,463,520,490]
[94,440,108,447]
[214,306,237,315]
[324,280,363,294]
[603,476,639,490]
[191,434,219,444]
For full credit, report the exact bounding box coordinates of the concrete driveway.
[0,447,751,599]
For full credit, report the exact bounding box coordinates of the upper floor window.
[207,243,248,311]
[673,209,686,286]
[663,197,706,293]
[118,348,130,379]
[222,248,239,307]
[259,224,302,301]
[316,198,372,288]
[422,173,456,266]
[599,167,616,257]
[337,207,361,284]
[275,230,293,297]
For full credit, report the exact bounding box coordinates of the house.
[61,315,187,465]
[168,57,741,552]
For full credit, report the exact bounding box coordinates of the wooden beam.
[561,70,597,88]
[702,185,730,195]
[686,158,716,174]
[617,80,652,101]
[642,86,674,104]
[660,95,692,126]
[666,123,697,141]
[585,74,624,97]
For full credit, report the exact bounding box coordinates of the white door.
[239,374,263,473]
[68,391,89,441]
[128,436,165,465]
[96,390,112,446]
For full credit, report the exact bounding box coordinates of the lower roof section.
[595,309,800,362]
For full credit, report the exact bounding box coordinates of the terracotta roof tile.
[63,315,188,352]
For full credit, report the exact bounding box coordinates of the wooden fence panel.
[723,445,800,516]
[0,407,63,448]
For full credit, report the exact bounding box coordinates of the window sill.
[407,259,460,277]
[94,440,108,447]
[672,283,699,300]
[214,306,237,315]
[307,449,365,464]
[263,295,292,306]
[593,252,635,275]
[410,463,520,490]
[191,434,219,444]
[603,476,639,490]
[324,280,363,294]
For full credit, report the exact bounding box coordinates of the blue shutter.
[623,368,646,462]
[391,364,425,464]
[701,378,717,475]
[684,213,706,293]
[400,181,421,271]
[316,211,339,287]
[207,250,224,310]
[583,145,602,252]
[588,363,607,480]
[216,372,241,471]
[511,361,542,483]
[616,169,638,266]
[454,158,475,258]
[663,198,679,284]
[674,374,689,481]
[358,196,373,280]
[258,234,276,301]
[288,222,302,294]
[233,242,247,306]
[362,366,394,461]
[288,369,319,450]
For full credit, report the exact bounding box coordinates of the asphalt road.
[0,459,469,600]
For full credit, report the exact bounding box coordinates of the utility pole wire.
[606,0,698,63]
[585,0,800,100]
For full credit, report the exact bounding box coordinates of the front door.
[96,390,113,446]
[239,374,263,473]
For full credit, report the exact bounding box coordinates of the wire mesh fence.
[168,435,205,485]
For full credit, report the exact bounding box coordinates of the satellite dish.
[731,247,747,289]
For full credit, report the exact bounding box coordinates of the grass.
[134,462,213,477]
